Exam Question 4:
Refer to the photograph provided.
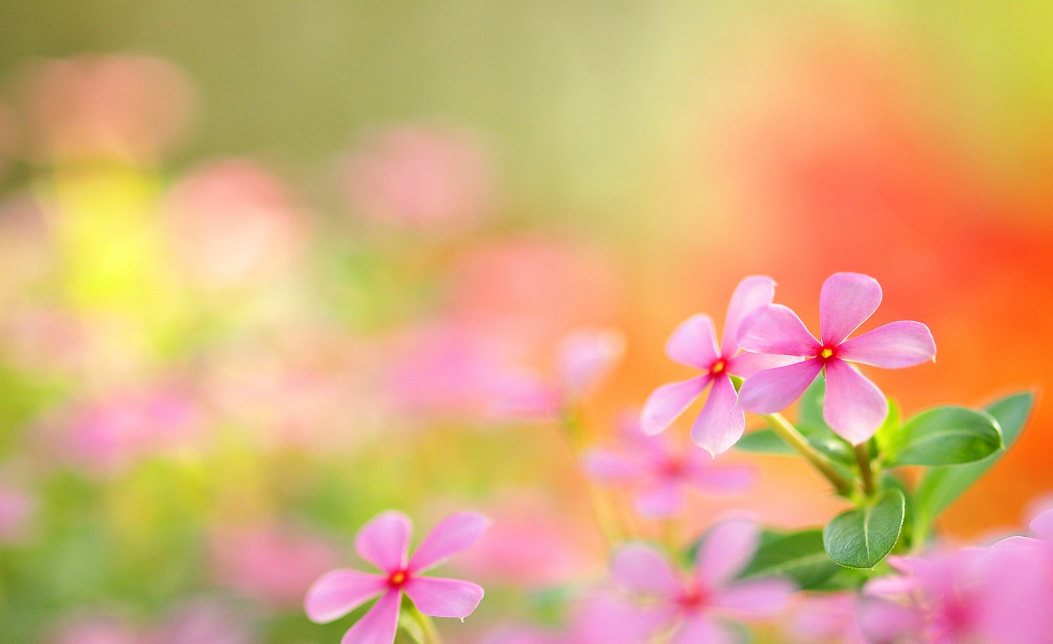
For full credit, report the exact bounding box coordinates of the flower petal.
[640,376,710,435]
[670,616,740,644]
[582,449,644,481]
[304,570,389,623]
[687,464,755,494]
[819,272,881,346]
[838,321,936,368]
[711,578,795,616]
[823,359,888,445]
[611,543,683,598]
[691,375,745,457]
[722,276,776,357]
[726,352,800,379]
[356,511,412,573]
[403,576,484,619]
[409,512,490,574]
[635,483,683,518]
[1031,509,1053,541]
[340,589,401,644]
[737,305,820,356]
[665,314,720,369]
[737,359,823,414]
[697,519,759,589]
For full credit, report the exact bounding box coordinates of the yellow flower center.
[820,347,834,359]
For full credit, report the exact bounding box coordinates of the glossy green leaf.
[885,406,1003,467]
[915,392,1034,526]
[738,529,841,589]
[823,489,905,569]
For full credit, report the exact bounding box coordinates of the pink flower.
[787,593,920,644]
[609,519,794,643]
[305,511,489,644]
[738,272,936,444]
[584,413,754,518]
[0,484,36,544]
[640,276,787,455]
[341,125,495,232]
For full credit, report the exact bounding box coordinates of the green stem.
[854,443,876,497]
[410,606,445,644]
[764,413,854,496]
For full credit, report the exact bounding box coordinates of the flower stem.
[855,443,876,497]
[764,413,854,496]
[414,607,445,644]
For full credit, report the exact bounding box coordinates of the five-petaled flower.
[737,272,936,444]
[640,276,790,456]
[584,413,754,518]
[610,519,794,644]
[305,510,489,644]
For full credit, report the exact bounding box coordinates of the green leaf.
[735,429,796,455]
[823,489,905,569]
[738,529,841,590]
[885,406,1003,467]
[915,392,1035,526]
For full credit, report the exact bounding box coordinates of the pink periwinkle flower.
[867,545,1053,644]
[640,276,789,456]
[341,125,495,232]
[738,272,936,444]
[305,511,489,644]
[787,592,920,644]
[210,525,340,608]
[48,602,252,644]
[584,413,754,518]
[610,519,794,643]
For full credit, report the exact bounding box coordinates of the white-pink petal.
[823,359,888,445]
[819,272,881,346]
[582,449,644,481]
[696,519,759,589]
[1030,509,1053,541]
[737,305,820,357]
[611,543,683,598]
[635,483,683,518]
[687,464,755,494]
[665,314,720,369]
[355,511,412,573]
[403,576,484,619]
[640,376,710,435]
[340,589,402,644]
[409,512,490,574]
[722,275,776,357]
[711,578,795,616]
[838,321,936,368]
[737,359,823,414]
[304,569,389,623]
[669,616,738,644]
[726,352,800,379]
[691,375,745,457]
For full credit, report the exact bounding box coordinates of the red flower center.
[677,585,710,611]
[388,570,410,588]
[710,359,726,375]
[816,345,837,362]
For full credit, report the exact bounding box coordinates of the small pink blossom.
[341,126,495,232]
[584,413,753,518]
[305,511,489,644]
[787,592,920,644]
[640,276,789,455]
[738,272,935,444]
[0,484,36,544]
[609,519,794,643]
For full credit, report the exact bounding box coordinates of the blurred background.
[1,1,1052,642]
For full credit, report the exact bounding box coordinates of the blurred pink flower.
[455,492,601,588]
[163,159,306,286]
[0,483,36,544]
[477,626,566,644]
[738,272,935,444]
[53,385,204,476]
[48,603,252,644]
[341,125,495,232]
[787,593,920,644]
[210,525,340,608]
[305,511,489,644]
[494,327,625,420]
[610,519,794,643]
[49,616,142,644]
[584,413,753,518]
[15,54,195,163]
